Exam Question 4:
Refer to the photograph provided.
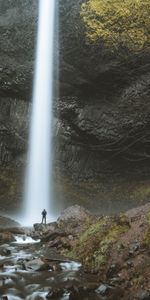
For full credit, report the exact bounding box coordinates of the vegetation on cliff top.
[81,0,150,52]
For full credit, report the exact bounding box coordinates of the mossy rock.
[147,210,150,225]
[64,215,130,272]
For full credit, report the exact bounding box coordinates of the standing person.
[41,209,47,225]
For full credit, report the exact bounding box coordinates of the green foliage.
[131,274,144,287]
[65,216,129,272]
[80,0,150,52]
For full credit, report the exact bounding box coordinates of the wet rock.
[46,287,64,299]
[25,284,41,294]
[25,258,50,271]
[0,247,11,256]
[41,247,69,262]
[34,223,48,232]
[129,241,141,255]
[48,261,62,271]
[96,284,111,296]
[8,227,25,235]
[136,290,150,300]
[1,296,8,300]
[41,229,67,243]
[34,222,57,232]
[33,222,59,241]
[0,232,15,243]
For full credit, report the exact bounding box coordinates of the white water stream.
[13,235,40,244]
[21,0,55,225]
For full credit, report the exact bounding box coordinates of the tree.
[80,0,150,52]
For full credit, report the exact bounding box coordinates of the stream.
[0,235,101,300]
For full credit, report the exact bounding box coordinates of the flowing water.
[21,0,56,225]
[0,235,100,300]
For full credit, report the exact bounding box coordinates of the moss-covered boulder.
[64,214,130,273]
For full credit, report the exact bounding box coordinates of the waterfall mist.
[21,0,56,225]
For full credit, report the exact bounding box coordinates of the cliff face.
[0,0,36,167]
[57,0,150,179]
[0,0,150,214]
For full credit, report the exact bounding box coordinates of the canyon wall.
[0,0,150,214]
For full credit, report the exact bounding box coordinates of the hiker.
[41,209,47,224]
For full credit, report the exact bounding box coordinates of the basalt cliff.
[0,0,150,214]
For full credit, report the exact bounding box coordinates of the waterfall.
[22,0,55,225]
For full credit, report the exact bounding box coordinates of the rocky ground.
[0,204,150,300]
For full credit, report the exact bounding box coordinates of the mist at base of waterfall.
[19,0,56,226]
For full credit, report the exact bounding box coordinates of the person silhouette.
[41,209,47,225]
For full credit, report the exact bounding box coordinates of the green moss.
[131,274,144,287]
[143,231,150,246]
[131,185,150,203]
[65,216,130,272]
[147,210,150,225]
[81,0,150,52]
[95,253,107,266]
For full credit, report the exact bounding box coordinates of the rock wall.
[0,98,30,166]
[0,0,150,213]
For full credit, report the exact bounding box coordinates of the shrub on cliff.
[81,0,150,52]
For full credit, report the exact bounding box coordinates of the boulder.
[57,205,93,223]
[41,229,66,243]
[0,247,11,256]
[33,222,57,233]
[57,205,95,236]
[129,241,141,254]
[25,258,50,272]
[96,284,111,296]
[0,232,15,243]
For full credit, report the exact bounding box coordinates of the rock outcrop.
[0,215,20,228]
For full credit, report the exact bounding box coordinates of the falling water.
[22,0,55,225]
